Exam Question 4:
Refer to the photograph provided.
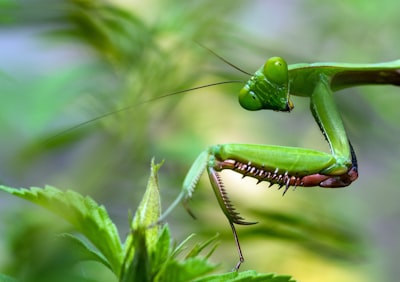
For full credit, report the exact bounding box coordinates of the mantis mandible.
[156,56,400,269]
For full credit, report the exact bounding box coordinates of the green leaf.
[157,231,219,281]
[121,227,151,282]
[150,225,173,275]
[0,163,297,282]
[184,233,220,260]
[193,270,296,282]
[161,258,216,282]
[152,227,219,282]
[57,233,111,269]
[247,208,365,262]
[172,233,197,258]
[0,185,123,275]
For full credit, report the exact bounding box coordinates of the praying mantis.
[58,51,400,270]
[156,56,400,269]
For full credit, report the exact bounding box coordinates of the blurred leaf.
[58,233,111,269]
[0,185,123,274]
[1,0,247,197]
[243,208,365,262]
[184,233,220,260]
[0,274,17,282]
[4,0,399,281]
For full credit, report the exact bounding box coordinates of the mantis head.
[239,57,293,112]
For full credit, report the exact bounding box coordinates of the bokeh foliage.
[0,0,399,281]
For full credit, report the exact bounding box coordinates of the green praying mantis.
[59,50,400,270]
[156,55,400,269]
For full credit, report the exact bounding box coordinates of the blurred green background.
[0,0,399,281]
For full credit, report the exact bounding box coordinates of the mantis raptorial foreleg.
[158,56,400,269]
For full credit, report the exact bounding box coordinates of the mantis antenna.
[48,45,250,141]
[48,80,244,142]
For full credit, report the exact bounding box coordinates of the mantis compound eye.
[238,86,263,110]
[263,57,288,86]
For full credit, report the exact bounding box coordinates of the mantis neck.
[289,60,400,96]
